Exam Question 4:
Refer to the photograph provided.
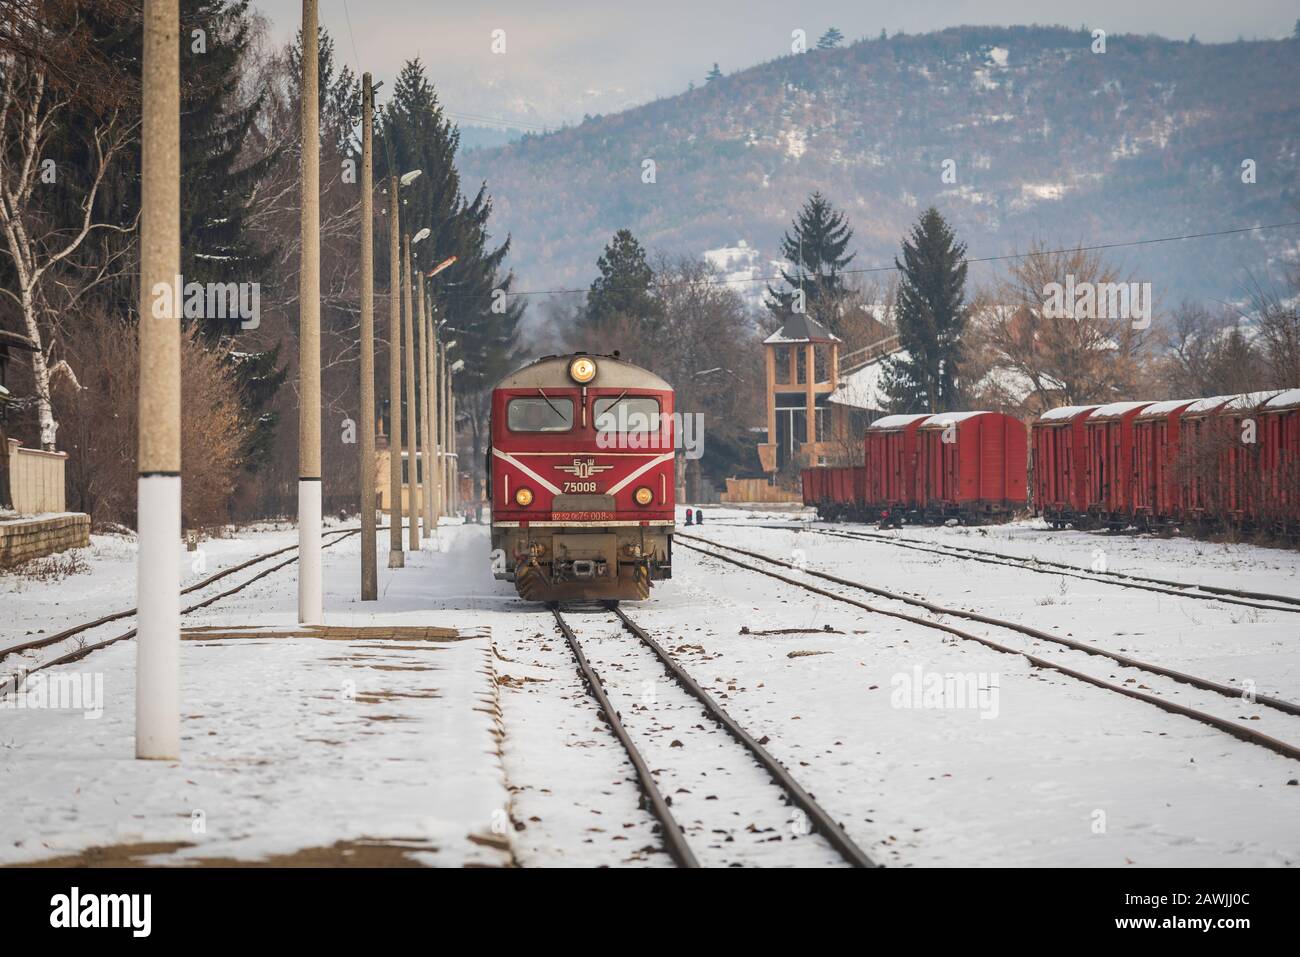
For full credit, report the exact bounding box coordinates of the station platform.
[1,618,511,867]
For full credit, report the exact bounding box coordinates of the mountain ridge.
[458,24,1300,308]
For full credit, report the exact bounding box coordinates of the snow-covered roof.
[763,313,841,345]
[827,352,905,411]
[919,410,992,428]
[1135,398,1198,419]
[867,413,931,431]
[1221,389,1284,411]
[1038,404,1099,422]
[1088,400,1154,420]
[1184,394,1233,415]
[977,366,1065,403]
[1264,388,1300,410]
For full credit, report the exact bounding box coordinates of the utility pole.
[386,176,404,568]
[429,313,441,522]
[443,345,452,516]
[417,281,433,539]
[402,233,419,550]
[358,73,377,600]
[137,0,181,760]
[413,273,428,546]
[298,0,322,624]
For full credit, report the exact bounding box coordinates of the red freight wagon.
[801,467,826,513]
[1176,394,1234,525]
[1131,399,1197,530]
[864,413,930,527]
[827,465,860,520]
[913,411,1028,523]
[1083,401,1153,528]
[1218,391,1285,525]
[1030,405,1098,528]
[801,465,862,520]
[1261,389,1300,532]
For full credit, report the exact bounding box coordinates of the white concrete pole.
[429,319,441,521]
[420,290,435,537]
[402,233,419,550]
[136,0,181,760]
[358,73,377,600]
[413,276,428,540]
[386,178,404,568]
[297,0,323,624]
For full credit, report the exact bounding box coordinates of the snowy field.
[2,507,1298,867]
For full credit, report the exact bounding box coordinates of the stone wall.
[0,513,90,567]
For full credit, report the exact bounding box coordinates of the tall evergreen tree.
[817,27,845,49]
[705,63,723,82]
[586,230,661,329]
[879,207,969,413]
[764,191,856,335]
[376,58,524,497]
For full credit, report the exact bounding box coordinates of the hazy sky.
[251,1,1298,127]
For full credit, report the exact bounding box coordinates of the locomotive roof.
[493,354,672,391]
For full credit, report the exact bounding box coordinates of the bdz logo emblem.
[555,458,613,480]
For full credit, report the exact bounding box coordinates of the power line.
[448,219,1300,303]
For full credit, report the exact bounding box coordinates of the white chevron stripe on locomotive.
[491,447,563,495]
[605,452,676,495]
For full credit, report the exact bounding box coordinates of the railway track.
[550,604,878,867]
[719,522,1300,613]
[678,533,1300,763]
[1,525,381,691]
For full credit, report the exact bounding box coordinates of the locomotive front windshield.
[594,396,660,433]
[507,395,574,432]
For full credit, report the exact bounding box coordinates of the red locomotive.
[488,353,675,602]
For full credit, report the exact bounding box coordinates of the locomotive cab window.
[594,396,660,432]
[507,395,574,432]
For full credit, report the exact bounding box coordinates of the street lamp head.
[412,227,431,244]
[427,256,457,278]
[399,169,423,187]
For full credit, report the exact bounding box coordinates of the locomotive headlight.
[515,487,534,507]
[568,356,597,384]
[633,486,654,506]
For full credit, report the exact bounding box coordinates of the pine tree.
[764,191,856,336]
[180,0,278,330]
[705,63,722,82]
[376,59,524,497]
[879,207,969,413]
[817,27,844,49]
[586,230,661,329]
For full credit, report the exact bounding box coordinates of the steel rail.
[678,537,1300,764]
[550,607,699,868]
[681,533,1300,718]
[2,526,371,662]
[0,527,383,693]
[612,606,878,867]
[721,522,1300,612]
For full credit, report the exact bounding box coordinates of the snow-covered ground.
[3,507,1298,866]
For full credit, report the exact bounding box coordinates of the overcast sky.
[251,1,1298,127]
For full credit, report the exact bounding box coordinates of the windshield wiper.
[537,388,565,421]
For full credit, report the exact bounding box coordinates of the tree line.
[0,0,522,526]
